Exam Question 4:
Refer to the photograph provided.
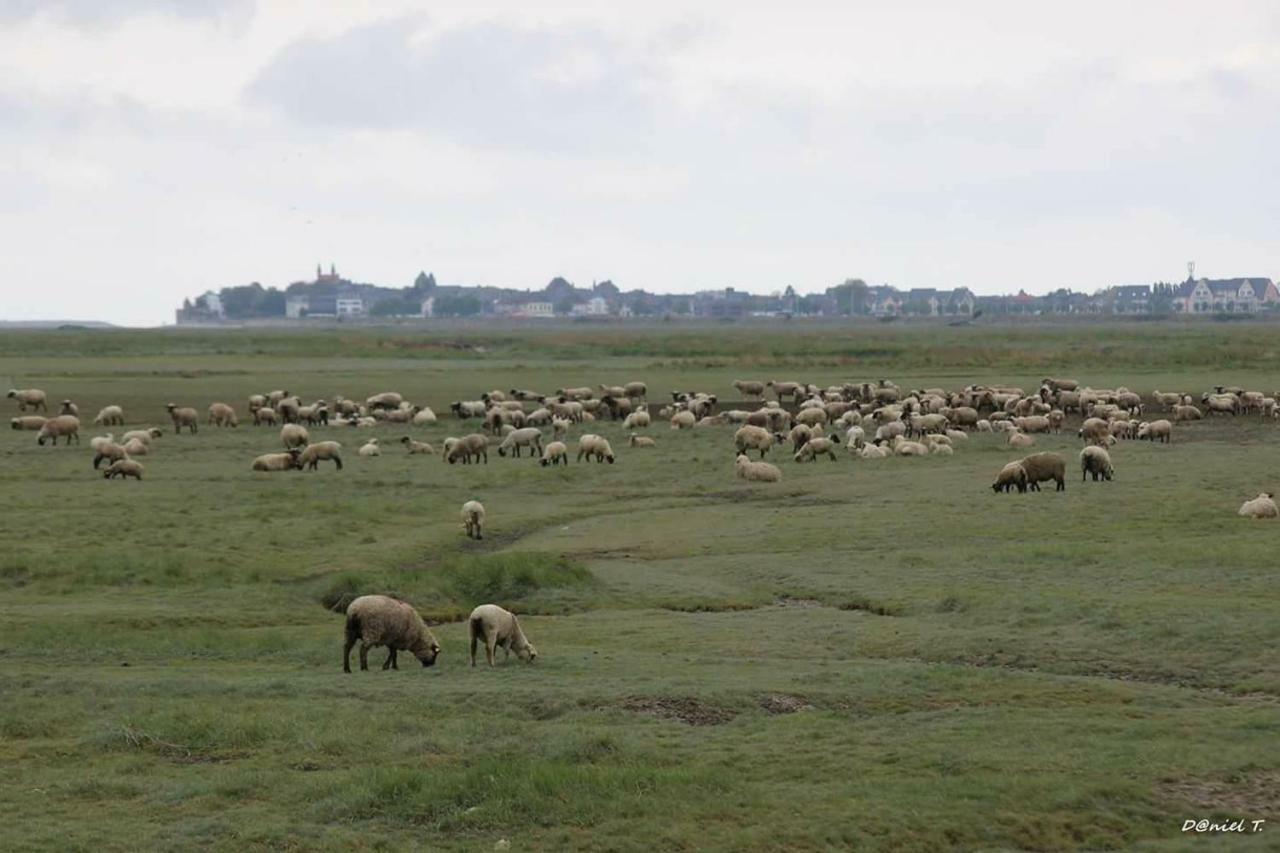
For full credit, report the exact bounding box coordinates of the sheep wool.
[343,595,441,672]
[468,604,538,667]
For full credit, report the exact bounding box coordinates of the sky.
[3,1,1280,326]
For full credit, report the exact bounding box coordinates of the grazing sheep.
[207,402,238,428]
[8,388,48,412]
[1007,430,1035,449]
[1020,452,1067,492]
[540,441,569,466]
[248,394,266,412]
[670,410,696,430]
[576,434,615,463]
[461,500,486,539]
[265,389,290,407]
[735,453,782,482]
[412,407,438,426]
[166,404,199,434]
[36,415,80,446]
[446,433,489,465]
[253,407,278,426]
[1078,417,1112,445]
[343,595,441,673]
[497,427,543,459]
[10,416,46,431]
[1080,445,1114,482]
[628,434,655,448]
[92,439,128,469]
[1238,493,1278,519]
[252,449,301,472]
[57,400,78,417]
[734,425,774,459]
[1137,419,1172,444]
[732,380,766,399]
[93,405,124,426]
[622,410,651,430]
[299,441,343,470]
[281,423,310,449]
[359,438,381,457]
[468,604,538,666]
[400,436,434,455]
[991,461,1028,493]
[794,436,837,462]
[1013,415,1051,434]
[1202,393,1241,416]
[102,458,144,480]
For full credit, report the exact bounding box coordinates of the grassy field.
[1,322,1277,851]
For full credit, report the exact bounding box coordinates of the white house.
[570,296,610,316]
[420,297,435,318]
[516,302,555,318]
[336,298,364,317]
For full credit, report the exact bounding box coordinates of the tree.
[370,296,418,317]
[433,294,482,317]
[413,271,437,292]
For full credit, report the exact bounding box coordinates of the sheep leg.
[343,637,357,674]
[359,643,370,671]
[470,631,478,667]
[383,648,397,670]
[485,638,497,667]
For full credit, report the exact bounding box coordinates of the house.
[1111,285,1151,314]
[285,295,308,318]
[420,296,435,318]
[516,302,555,318]
[336,297,364,317]
[866,285,901,316]
[570,296,610,316]
[1174,278,1279,313]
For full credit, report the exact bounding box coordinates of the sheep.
[1202,393,1241,416]
[976,419,993,432]
[941,406,979,430]
[121,428,162,445]
[36,415,80,446]
[556,386,594,401]
[265,389,290,407]
[447,433,489,464]
[1238,493,1278,519]
[92,439,129,469]
[623,381,647,401]
[670,410,696,430]
[540,441,569,466]
[400,436,434,456]
[207,402,239,428]
[450,400,487,419]
[10,416,46,431]
[366,392,404,411]
[844,426,866,450]
[102,458,144,480]
[1080,445,1113,482]
[122,438,149,456]
[248,394,266,412]
[89,433,116,454]
[1012,415,1051,434]
[93,405,124,426]
[299,441,344,470]
[551,417,571,438]
[1137,419,1172,444]
[794,436,837,462]
[165,404,198,434]
[929,442,954,456]
[1043,377,1079,392]
[622,410,651,430]
[468,604,537,666]
[343,595,441,673]
[359,438,381,457]
[735,453,782,482]
[1019,452,1067,492]
[281,423,310,449]
[298,402,330,426]
[945,429,969,442]
[628,434,655,448]
[766,380,802,402]
[461,500,486,539]
[1007,430,1035,449]
[992,461,1028,493]
[412,407,438,426]
[252,449,301,472]
[510,388,542,401]
[576,434,615,463]
[892,437,929,456]
[497,427,543,459]
[1078,417,1112,445]
[599,384,626,399]
[253,407,278,426]
[858,443,888,459]
[7,389,47,412]
[732,380,766,399]
[795,407,828,428]
[733,425,774,459]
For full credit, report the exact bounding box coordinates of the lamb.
[732,380,766,399]
[1007,430,1035,449]
[628,434,655,448]
[102,458,144,480]
[461,500,486,539]
[622,410,651,430]
[251,449,301,471]
[400,437,434,455]
[1019,452,1067,492]
[735,453,782,482]
[165,404,199,434]
[11,416,46,430]
[359,438,381,457]
[670,410,696,430]
[551,417,571,437]
[1238,493,1278,519]
[411,407,438,426]
[497,427,543,458]
[844,425,866,450]
[7,389,47,412]
[281,423,310,449]
[299,441,344,470]
[929,442,954,456]
[540,441,569,466]
[893,438,929,456]
[248,394,266,413]
[446,433,489,464]
[207,402,238,428]
[36,415,80,446]
[733,425,774,459]
[576,434,615,463]
[468,604,537,666]
[93,405,124,426]
[1137,419,1172,444]
[253,407,278,426]
[992,461,1028,493]
[89,433,116,455]
[1079,445,1113,481]
[794,436,837,462]
[343,595,442,672]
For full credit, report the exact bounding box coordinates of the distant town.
[174,264,1280,324]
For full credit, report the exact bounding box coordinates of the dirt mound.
[620,696,737,726]
[758,694,813,715]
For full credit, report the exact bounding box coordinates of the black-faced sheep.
[37,415,80,446]
[447,433,489,465]
[497,427,543,458]
[1238,493,1278,519]
[11,416,46,431]
[7,389,47,412]
[540,441,569,466]
[992,461,1028,493]
[468,604,537,666]
[343,595,441,672]
[400,436,433,455]
[576,434,615,463]
[628,434,655,448]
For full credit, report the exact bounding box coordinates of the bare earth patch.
[619,696,737,726]
[1157,770,1280,815]
[758,694,813,715]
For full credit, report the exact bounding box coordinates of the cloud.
[0,0,250,28]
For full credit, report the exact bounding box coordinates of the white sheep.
[1238,493,1278,519]
[734,425,774,459]
[281,423,310,449]
[540,441,569,466]
[102,458,144,480]
[299,441,344,470]
[794,436,837,462]
[670,410,696,430]
[400,437,434,455]
[628,434,655,448]
[343,595,441,672]
[1080,445,1114,481]
[1007,430,1035,449]
[359,438,381,457]
[576,434,615,463]
[412,407,438,426]
[461,500,486,539]
[622,410,651,430]
[252,449,301,471]
[468,604,537,666]
[497,427,543,458]
[7,389,47,412]
[93,405,125,426]
[37,415,80,446]
[735,453,782,482]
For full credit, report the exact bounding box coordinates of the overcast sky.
[4,1,1279,325]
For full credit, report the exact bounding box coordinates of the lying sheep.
[299,441,343,470]
[540,441,569,466]
[893,438,929,456]
[622,410,651,430]
[1007,430,1035,449]
[469,604,537,666]
[11,416,46,431]
[400,436,434,455]
[412,407,438,426]
[991,461,1028,493]
[37,415,80,446]
[576,434,615,463]
[122,437,149,456]
[1080,445,1114,482]
[207,402,239,428]
[1020,452,1066,492]
[166,403,198,434]
[102,458,144,480]
[7,388,47,412]
[929,443,954,456]
[359,438,381,457]
[628,434,655,448]
[366,392,405,411]
[447,433,489,464]
[252,449,301,471]
[281,423,310,449]
[734,425,774,459]
[343,595,441,672]
[735,453,782,482]
[461,500,486,539]
[93,405,124,426]
[497,427,543,459]
[794,436,837,462]
[670,410,696,430]
[858,443,888,459]
[121,427,162,445]
[1137,419,1172,444]
[1238,492,1278,519]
